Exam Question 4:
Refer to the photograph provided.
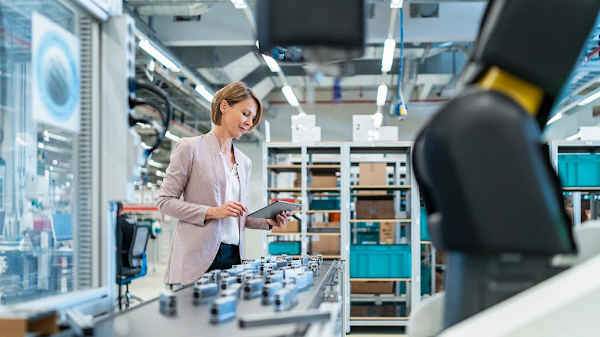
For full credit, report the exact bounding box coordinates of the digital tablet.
[248,201,302,219]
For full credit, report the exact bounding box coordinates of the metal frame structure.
[262,141,426,332]
[550,140,600,227]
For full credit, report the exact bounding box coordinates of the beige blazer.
[157,131,270,285]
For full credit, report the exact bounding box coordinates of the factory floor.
[122,264,406,337]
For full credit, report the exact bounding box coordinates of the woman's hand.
[266,211,293,227]
[207,201,249,220]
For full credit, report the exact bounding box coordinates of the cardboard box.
[436,270,444,293]
[311,173,338,188]
[356,197,395,219]
[436,251,446,265]
[359,163,388,195]
[379,222,395,244]
[272,220,300,233]
[351,281,394,294]
[310,235,340,255]
[329,213,341,222]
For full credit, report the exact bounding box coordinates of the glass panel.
[0,0,85,304]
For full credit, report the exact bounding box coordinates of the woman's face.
[220,98,258,139]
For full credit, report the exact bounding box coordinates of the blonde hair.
[211,81,263,131]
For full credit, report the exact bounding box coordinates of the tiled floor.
[123,264,407,336]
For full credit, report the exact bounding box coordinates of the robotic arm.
[413,0,600,332]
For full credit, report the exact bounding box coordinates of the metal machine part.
[210,296,237,324]
[211,270,222,284]
[283,278,296,288]
[284,268,303,281]
[243,279,265,300]
[221,284,242,300]
[262,282,284,306]
[317,255,323,265]
[197,275,211,286]
[237,271,251,284]
[293,273,309,292]
[310,263,320,277]
[301,255,309,266]
[220,276,237,291]
[323,284,341,303]
[265,271,284,284]
[275,260,288,269]
[224,268,244,277]
[66,308,95,336]
[303,272,314,286]
[274,284,299,312]
[193,284,218,305]
[159,290,177,316]
[239,310,331,329]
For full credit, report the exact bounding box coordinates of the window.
[0,0,92,305]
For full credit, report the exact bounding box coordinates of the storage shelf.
[350,219,411,223]
[271,254,340,259]
[307,210,341,214]
[350,278,411,282]
[351,185,411,190]
[562,187,600,191]
[350,317,409,321]
[267,165,301,172]
[308,164,341,170]
[268,232,301,236]
[351,295,407,303]
[268,187,302,192]
[307,187,341,192]
[421,241,432,244]
[306,233,340,236]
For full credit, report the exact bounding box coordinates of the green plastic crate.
[350,245,411,278]
[310,199,340,210]
[355,232,379,244]
[558,154,600,187]
[269,241,301,255]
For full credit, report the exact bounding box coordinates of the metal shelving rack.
[550,140,600,226]
[262,141,428,333]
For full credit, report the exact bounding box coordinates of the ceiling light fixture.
[390,0,403,8]
[165,131,181,142]
[381,39,397,72]
[262,55,281,72]
[377,84,388,106]
[195,85,214,102]
[566,131,582,141]
[231,0,247,9]
[148,159,166,169]
[139,40,180,72]
[282,86,300,107]
[546,113,563,125]
[579,89,600,106]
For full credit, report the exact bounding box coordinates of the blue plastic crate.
[421,207,430,241]
[350,245,411,278]
[355,232,379,244]
[558,154,600,187]
[310,199,340,210]
[269,241,301,255]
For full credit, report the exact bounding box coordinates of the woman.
[157,81,291,286]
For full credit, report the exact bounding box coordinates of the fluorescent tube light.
[377,84,388,106]
[165,131,181,142]
[195,85,214,102]
[566,131,582,141]
[138,40,180,72]
[579,90,600,106]
[282,86,300,107]
[262,55,281,72]
[381,39,396,72]
[231,0,247,9]
[374,112,383,128]
[148,159,166,168]
[390,0,403,8]
[546,113,563,125]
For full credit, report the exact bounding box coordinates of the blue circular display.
[35,30,79,122]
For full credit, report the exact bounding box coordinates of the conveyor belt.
[93,261,338,337]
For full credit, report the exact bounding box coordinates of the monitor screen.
[51,213,73,242]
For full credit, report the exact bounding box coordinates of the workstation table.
[92,261,343,337]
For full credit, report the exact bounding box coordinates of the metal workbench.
[91,261,342,337]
